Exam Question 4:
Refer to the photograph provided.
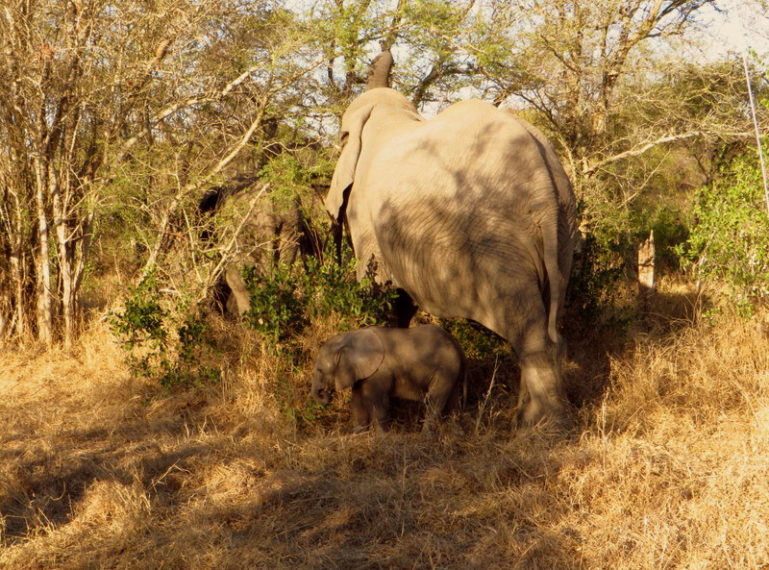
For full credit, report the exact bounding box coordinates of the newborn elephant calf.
[312,325,465,433]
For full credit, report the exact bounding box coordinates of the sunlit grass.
[1,283,768,569]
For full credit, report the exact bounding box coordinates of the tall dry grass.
[1,285,768,569]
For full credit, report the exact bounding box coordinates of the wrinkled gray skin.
[312,325,466,434]
[221,191,301,316]
[326,84,577,430]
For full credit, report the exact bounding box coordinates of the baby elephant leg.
[355,381,391,433]
[350,387,371,434]
[369,392,391,433]
[422,373,456,434]
[362,378,391,431]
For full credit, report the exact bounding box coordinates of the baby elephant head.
[312,328,385,405]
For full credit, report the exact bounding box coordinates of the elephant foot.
[517,351,572,434]
[514,403,573,435]
[420,421,437,440]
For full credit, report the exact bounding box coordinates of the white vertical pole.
[741,50,769,216]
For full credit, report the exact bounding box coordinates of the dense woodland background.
[2,1,769,568]
[1,0,767,347]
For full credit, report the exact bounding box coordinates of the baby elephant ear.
[334,328,385,391]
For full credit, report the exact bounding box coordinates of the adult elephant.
[200,178,317,317]
[325,52,577,429]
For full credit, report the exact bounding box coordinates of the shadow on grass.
[170,429,590,569]
[0,391,214,547]
[0,377,588,568]
[562,282,712,411]
[0,284,711,568]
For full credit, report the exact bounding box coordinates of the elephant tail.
[543,203,563,347]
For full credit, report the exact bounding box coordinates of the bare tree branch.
[583,131,754,176]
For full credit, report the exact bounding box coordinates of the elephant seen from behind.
[312,325,466,434]
[325,50,578,430]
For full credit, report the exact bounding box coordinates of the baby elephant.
[312,325,465,433]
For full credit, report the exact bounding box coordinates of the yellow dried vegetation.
[1,282,768,569]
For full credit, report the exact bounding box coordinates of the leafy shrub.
[243,246,396,351]
[633,206,689,272]
[242,248,396,427]
[109,272,220,389]
[679,146,769,311]
[567,232,625,322]
[570,204,687,324]
[243,263,309,345]
[439,319,507,361]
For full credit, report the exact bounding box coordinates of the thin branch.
[582,131,753,176]
[197,183,270,302]
[119,63,264,158]
[139,93,270,280]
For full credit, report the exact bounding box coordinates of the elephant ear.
[333,328,385,391]
[325,104,374,221]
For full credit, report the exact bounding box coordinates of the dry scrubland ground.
[2,282,769,569]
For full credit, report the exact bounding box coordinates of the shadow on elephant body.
[326,89,577,430]
[370,192,571,430]
[312,325,467,435]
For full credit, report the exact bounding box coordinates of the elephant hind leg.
[422,374,456,433]
[516,352,569,430]
[509,317,570,431]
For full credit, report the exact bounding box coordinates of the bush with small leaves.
[243,246,396,352]
[679,146,769,313]
[110,272,220,389]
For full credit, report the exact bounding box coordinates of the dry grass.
[2,284,769,569]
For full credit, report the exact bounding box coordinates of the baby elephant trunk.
[312,372,332,406]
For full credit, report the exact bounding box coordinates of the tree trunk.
[34,160,53,345]
[9,249,26,339]
[7,193,28,340]
[637,230,655,311]
[53,186,74,347]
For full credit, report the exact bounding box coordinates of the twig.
[582,131,754,176]
[475,355,499,435]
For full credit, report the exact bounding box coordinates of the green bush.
[243,247,396,350]
[242,248,396,427]
[567,232,625,322]
[243,263,309,345]
[439,319,507,361]
[634,206,689,272]
[109,272,221,389]
[679,146,769,311]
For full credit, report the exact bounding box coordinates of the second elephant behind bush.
[312,325,465,433]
